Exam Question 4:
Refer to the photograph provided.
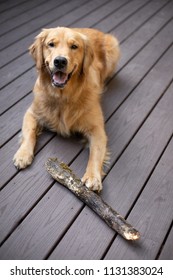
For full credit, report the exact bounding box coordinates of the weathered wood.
[45,158,140,241]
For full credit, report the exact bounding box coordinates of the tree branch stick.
[45,158,140,240]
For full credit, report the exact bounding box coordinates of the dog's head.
[29,27,93,88]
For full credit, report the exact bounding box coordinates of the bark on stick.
[45,158,140,240]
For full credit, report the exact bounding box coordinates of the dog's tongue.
[53,71,68,85]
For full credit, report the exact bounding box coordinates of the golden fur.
[13,27,120,191]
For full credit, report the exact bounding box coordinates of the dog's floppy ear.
[29,29,48,70]
[82,36,94,75]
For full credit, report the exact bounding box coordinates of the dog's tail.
[104,34,120,80]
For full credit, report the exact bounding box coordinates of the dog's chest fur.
[34,93,80,136]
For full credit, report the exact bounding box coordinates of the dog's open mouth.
[51,66,76,88]
[52,71,71,88]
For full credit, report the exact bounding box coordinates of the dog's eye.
[71,44,78,50]
[48,42,54,48]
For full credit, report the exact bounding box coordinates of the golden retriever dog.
[13,27,120,191]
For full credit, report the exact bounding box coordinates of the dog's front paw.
[82,173,102,192]
[13,148,34,169]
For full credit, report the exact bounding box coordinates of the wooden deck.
[0,0,173,260]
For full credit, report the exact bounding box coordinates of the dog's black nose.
[54,56,67,69]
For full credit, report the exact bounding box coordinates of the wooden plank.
[48,48,173,259]
[0,54,33,89]
[1,45,173,259]
[0,0,108,50]
[0,68,36,115]
[0,94,32,147]
[112,0,170,42]
[0,0,28,13]
[70,0,129,28]
[0,0,47,26]
[117,13,173,71]
[0,0,65,35]
[93,0,150,32]
[105,127,173,258]
[158,226,173,260]
[0,130,54,189]
[0,136,82,245]
[103,18,173,119]
[0,185,83,260]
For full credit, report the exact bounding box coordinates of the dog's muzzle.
[46,56,75,89]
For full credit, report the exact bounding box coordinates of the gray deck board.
[105,90,173,259]
[0,0,65,35]
[158,225,173,260]
[0,0,47,27]
[0,0,87,50]
[0,0,173,260]
[0,0,28,13]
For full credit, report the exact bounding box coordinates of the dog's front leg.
[82,126,107,192]
[13,108,38,169]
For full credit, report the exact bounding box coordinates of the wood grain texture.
[0,68,36,115]
[0,130,54,189]
[0,136,82,244]
[0,0,28,13]
[0,0,85,50]
[94,0,150,32]
[0,94,32,147]
[0,0,47,25]
[0,185,83,260]
[0,0,65,35]
[104,83,173,259]
[158,226,173,260]
[70,0,129,28]
[105,142,173,259]
[0,0,173,260]
[113,0,170,42]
